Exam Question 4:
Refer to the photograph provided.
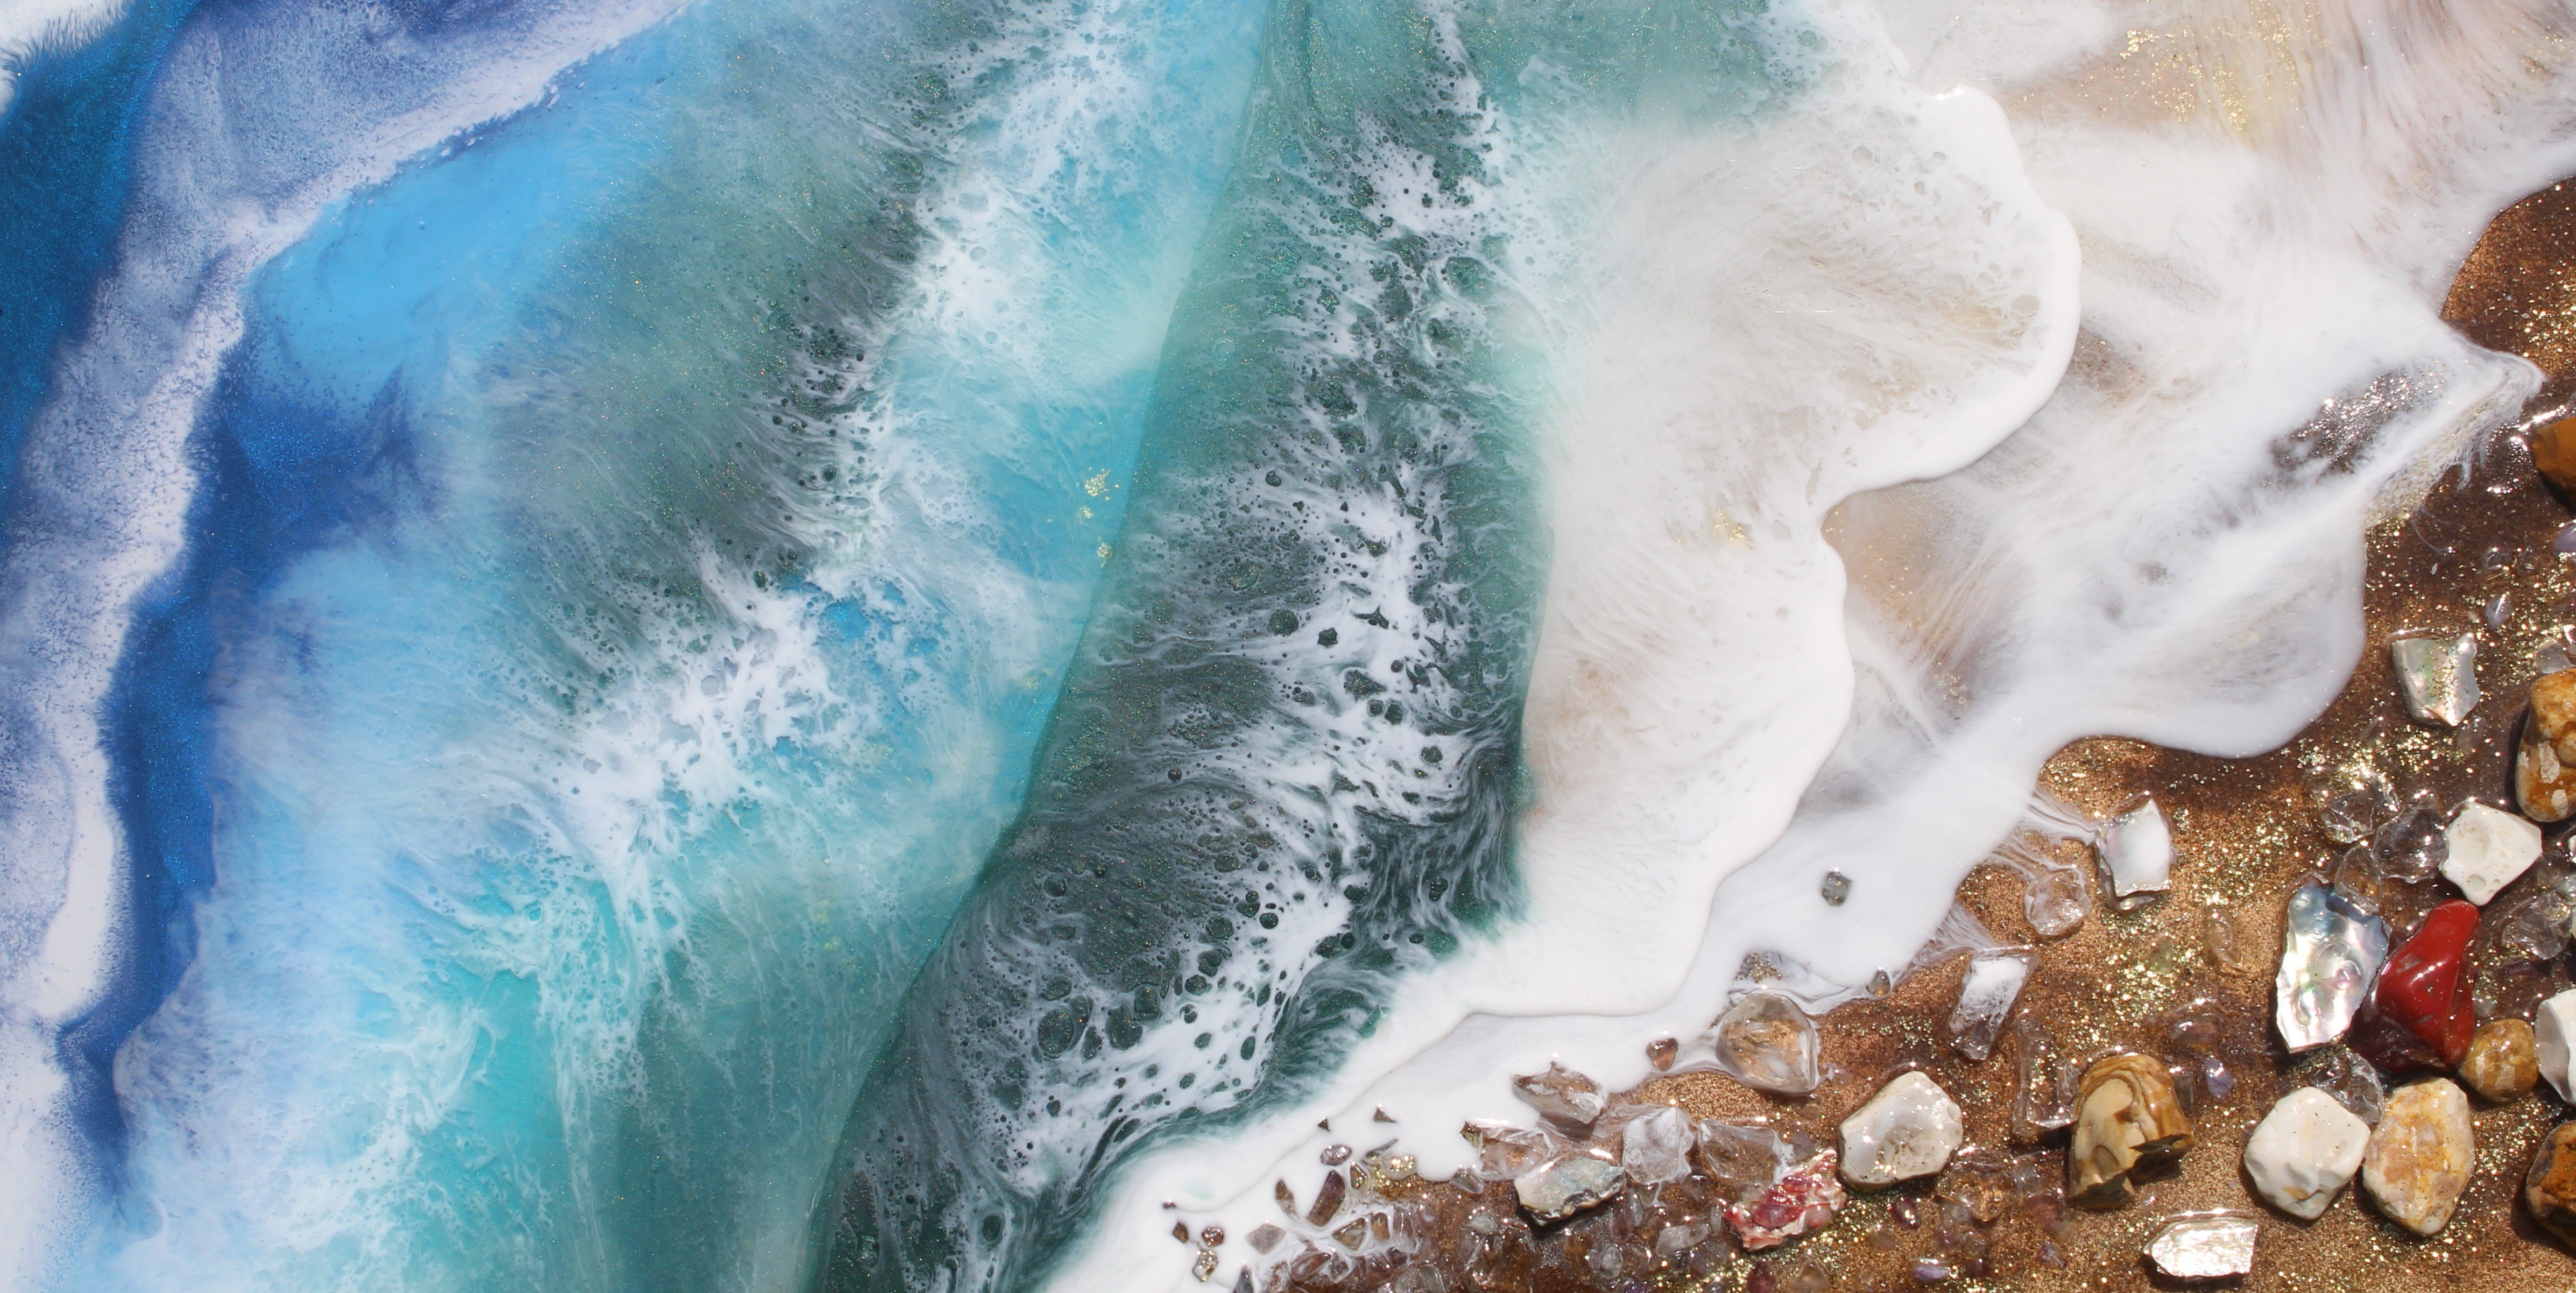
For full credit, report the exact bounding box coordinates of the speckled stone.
[2523,1121,2576,1247]
[1514,1152,1625,1223]
[2460,1018,2538,1102]
[2517,671,2576,823]
[2360,1079,2474,1236]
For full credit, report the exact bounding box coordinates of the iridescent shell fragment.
[2390,634,2479,727]
[2275,879,2390,1053]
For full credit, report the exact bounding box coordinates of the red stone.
[2352,900,2478,1072]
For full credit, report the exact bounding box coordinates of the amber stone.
[2461,1019,2539,1101]
[2535,415,2576,494]
[2069,1052,2194,1209]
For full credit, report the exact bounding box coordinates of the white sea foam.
[0,0,123,121]
[1069,0,2576,1287]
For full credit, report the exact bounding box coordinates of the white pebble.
[2439,801,2542,905]
[2537,990,2576,1102]
[1838,1071,1963,1188]
[2242,1087,2370,1220]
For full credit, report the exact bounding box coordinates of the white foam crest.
[0,0,687,1279]
[1062,0,2576,1287]
[0,0,123,122]
[952,20,1533,1195]
[759,0,1243,596]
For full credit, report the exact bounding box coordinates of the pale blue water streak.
[55,0,1262,1288]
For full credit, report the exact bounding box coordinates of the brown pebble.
[2535,414,2576,494]
[1646,1036,1679,1070]
[2517,671,2576,823]
[2069,1052,2194,1210]
[1307,1170,1346,1225]
[2461,1018,2539,1101]
[2525,1121,2576,1246]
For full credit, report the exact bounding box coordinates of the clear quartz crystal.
[1618,1106,1694,1185]
[1710,992,1822,1095]
[1462,1120,1559,1177]
[2162,1005,2233,1110]
[2330,844,2383,916]
[2275,878,2390,1052]
[1819,871,1851,906]
[2373,805,2449,884]
[2389,634,2480,727]
[2312,767,2396,845]
[2293,1044,2386,1125]
[1691,1119,1794,1204]
[2009,1015,2075,1142]
[2144,1213,2260,1280]
[1946,949,2036,1061]
[2021,858,2090,938]
[2095,797,2174,900]
[2495,886,2574,962]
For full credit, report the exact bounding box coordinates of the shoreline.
[1217,177,2576,1293]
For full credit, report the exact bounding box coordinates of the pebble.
[2517,670,2576,823]
[2144,1213,2260,1281]
[2522,1121,2576,1247]
[1725,1150,1848,1250]
[1509,1062,1605,1132]
[2538,988,2576,1102]
[2535,413,2576,493]
[1711,992,1823,1096]
[1645,1036,1678,1071]
[1838,1071,1966,1188]
[2070,1052,2195,1209]
[2390,634,2480,727]
[2348,899,2478,1073]
[2360,1079,2474,1236]
[2460,1018,2538,1101]
[2439,801,2543,904]
[1514,1151,1626,1223]
[2242,1087,2370,1220]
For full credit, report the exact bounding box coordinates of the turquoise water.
[23,0,1261,1286]
[1,0,1810,1287]
[813,1,1803,1287]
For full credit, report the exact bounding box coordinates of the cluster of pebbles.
[1170,183,2576,1292]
